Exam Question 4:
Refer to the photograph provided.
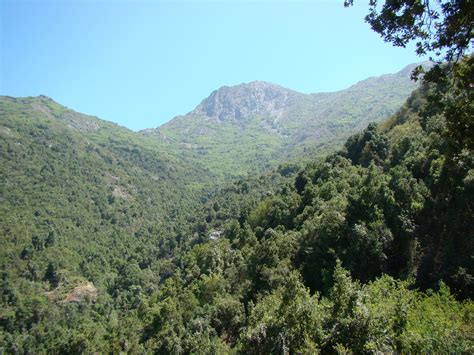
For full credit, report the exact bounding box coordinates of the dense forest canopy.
[0,1,473,353]
[1,59,472,352]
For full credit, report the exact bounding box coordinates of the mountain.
[1,58,473,353]
[144,63,421,179]
[142,65,472,352]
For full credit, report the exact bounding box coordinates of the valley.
[0,59,473,353]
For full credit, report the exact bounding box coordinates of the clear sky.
[1,0,426,131]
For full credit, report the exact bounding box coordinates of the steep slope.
[0,95,213,300]
[136,60,472,353]
[1,59,472,353]
[145,63,421,179]
[196,59,473,300]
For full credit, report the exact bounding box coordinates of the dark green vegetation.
[3,0,472,351]
[145,64,420,179]
[1,56,472,352]
[0,95,214,352]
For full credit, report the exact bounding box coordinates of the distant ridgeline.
[1,60,472,353]
[143,63,421,179]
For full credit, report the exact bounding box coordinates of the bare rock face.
[190,81,302,121]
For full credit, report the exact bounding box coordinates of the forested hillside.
[2,0,472,351]
[0,95,215,352]
[1,57,472,352]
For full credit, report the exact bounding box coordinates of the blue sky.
[1,0,426,131]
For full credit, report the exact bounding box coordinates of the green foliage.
[241,271,323,354]
[0,96,214,352]
[345,0,473,63]
[1,59,473,352]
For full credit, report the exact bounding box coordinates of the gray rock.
[190,81,303,122]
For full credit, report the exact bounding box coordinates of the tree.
[344,0,473,65]
[240,272,323,353]
[345,1,473,151]
[44,261,60,288]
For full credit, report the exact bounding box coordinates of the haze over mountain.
[145,63,421,178]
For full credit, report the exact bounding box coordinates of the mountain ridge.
[188,81,302,122]
[145,62,423,129]
[143,62,423,179]
[3,62,424,182]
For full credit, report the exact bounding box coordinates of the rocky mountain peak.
[190,81,302,121]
